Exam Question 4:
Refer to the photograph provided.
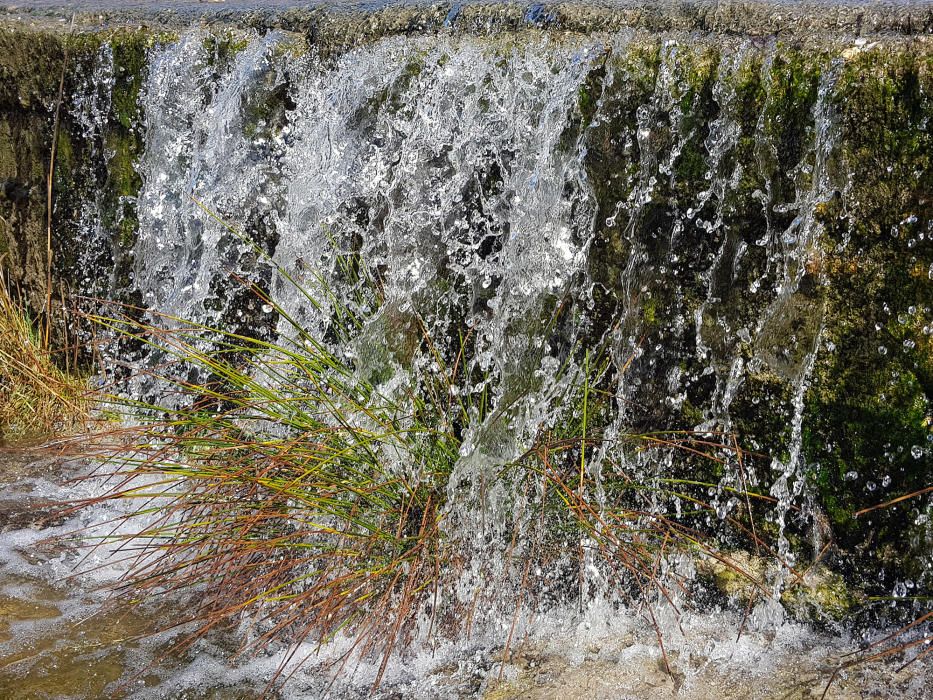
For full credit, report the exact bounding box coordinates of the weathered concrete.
[3,1,932,38]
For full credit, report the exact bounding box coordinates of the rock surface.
[0,0,929,631]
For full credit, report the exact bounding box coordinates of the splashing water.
[122,29,835,622]
[23,22,927,698]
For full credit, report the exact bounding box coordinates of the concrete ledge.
[2,1,931,42]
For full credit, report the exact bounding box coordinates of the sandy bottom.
[483,640,928,700]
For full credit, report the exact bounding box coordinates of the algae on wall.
[0,25,172,323]
[578,38,829,467]
[0,15,929,622]
[806,43,932,605]
[575,34,931,614]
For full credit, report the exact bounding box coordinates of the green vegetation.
[805,43,933,596]
[78,212,777,689]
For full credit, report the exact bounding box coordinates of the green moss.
[576,48,609,129]
[695,550,766,603]
[53,128,73,176]
[782,567,860,622]
[758,44,824,190]
[642,295,657,326]
[803,43,933,595]
[203,31,250,70]
[670,46,719,194]
[100,29,172,263]
[109,31,153,131]
[680,398,704,426]
[581,38,661,340]
[105,132,141,199]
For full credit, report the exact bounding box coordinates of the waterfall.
[0,0,933,698]
[4,13,922,695]
[108,29,854,599]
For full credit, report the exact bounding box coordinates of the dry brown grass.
[0,265,89,444]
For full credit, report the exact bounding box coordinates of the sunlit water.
[1,19,930,700]
[87,28,832,552]
[0,452,929,698]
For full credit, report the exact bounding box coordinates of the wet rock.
[0,496,65,532]
[697,549,860,622]
[782,566,860,622]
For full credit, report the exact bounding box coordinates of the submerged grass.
[0,264,88,444]
[64,214,781,692]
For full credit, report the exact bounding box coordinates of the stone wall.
[0,2,929,621]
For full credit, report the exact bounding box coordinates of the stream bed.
[0,451,929,698]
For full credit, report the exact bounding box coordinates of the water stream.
[0,18,930,699]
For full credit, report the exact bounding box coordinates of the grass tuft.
[0,264,88,444]
[65,214,779,692]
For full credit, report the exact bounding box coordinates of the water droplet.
[878,345,888,355]
[911,445,923,459]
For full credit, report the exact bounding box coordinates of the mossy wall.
[572,35,930,614]
[0,12,929,621]
[806,45,932,604]
[0,26,174,319]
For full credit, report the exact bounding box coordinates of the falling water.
[110,30,846,601]
[4,16,928,698]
